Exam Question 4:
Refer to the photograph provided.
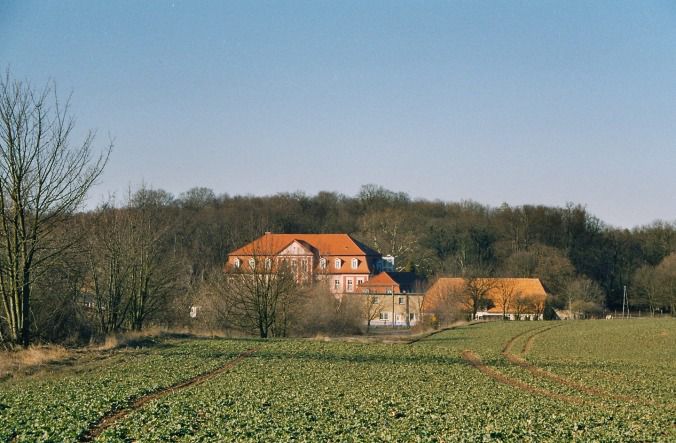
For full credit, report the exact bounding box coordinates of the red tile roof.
[229,233,380,257]
[361,272,399,287]
[425,277,547,314]
[358,272,420,293]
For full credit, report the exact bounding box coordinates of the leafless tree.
[0,71,109,347]
[632,265,661,316]
[463,276,497,320]
[289,285,361,336]
[655,252,676,315]
[494,279,520,320]
[125,188,184,331]
[83,189,183,335]
[424,281,464,328]
[358,209,417,270]
[361,292,385,332]
[84,204,133,335]
[563,277,604,319]
[512,293,534,320]
[221,254,298,338]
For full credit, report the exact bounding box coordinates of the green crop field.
[1,319,674,442]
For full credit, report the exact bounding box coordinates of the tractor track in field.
[501,324,560,355]
[500,352,639,402]
[521,325,560,355]
[79,348,257,442]
[501,327,660,406]
[461,350,584,405]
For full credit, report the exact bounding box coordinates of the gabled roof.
[425,277,547,314]
[359,272,420,293]
[228,233,381,257]
[427,278,546,296]
[361,272,399,287]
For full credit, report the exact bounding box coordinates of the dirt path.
[501,324,559,355]
[520,325,561,355]
[406,321,483,345]
[501,352,634,400]
[500,328,659,406]
[461,350,583,405]
[79,348,257,442]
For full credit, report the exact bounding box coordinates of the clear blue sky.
[2,1,675,228]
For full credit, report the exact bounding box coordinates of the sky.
[1,1,675,228]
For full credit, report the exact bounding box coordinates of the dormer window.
[319,258,327,269]
[234,258,241,268]
[334,258,342,269]
[248,258,256,269]
[351,258,359,269]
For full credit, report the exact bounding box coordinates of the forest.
[17,183,673,343]
[1,72,674,346]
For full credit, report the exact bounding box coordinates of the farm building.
[424,277,547,321]
[354,271,425,327]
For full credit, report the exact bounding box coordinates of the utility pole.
[406,292,410,328]
[392,285,396,329]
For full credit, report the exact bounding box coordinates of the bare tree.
[84,204,133,335]
[358,209,417,270]
[632,265,661,316]
[512,293,534,320]
[562,277,604,319]
[502,243,575,295]
[0,71,109,347]
[654,252,676,315]
[221,255,298,338]
[494,279,519,320]
[83,189,183,335]
[362,292,385,332]
[424,280,464,328]
[126,188,183,331]
[463,276,496,320]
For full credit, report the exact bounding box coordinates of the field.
[1,319,674,442]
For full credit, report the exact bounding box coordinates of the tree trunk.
[21,281,30,348]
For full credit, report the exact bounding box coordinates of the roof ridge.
[347,234,381,256]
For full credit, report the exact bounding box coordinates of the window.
[319,258,327,269]
[346,279,353,292]
[351,258,359,269]
[334,258,342,269]
[248,258,256,269]
[301,259,308,272]
[409,313,415,321]
[379,312,389,321]
[386,289,393,295]
[334,279,340,290]
[264,258,272,270]
[357,278,364,286]
[398,296,404,305]
[234,258,241,268]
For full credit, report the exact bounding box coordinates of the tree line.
[1,72,674,346]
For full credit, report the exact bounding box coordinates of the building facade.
[355,272,424,326]
[226,232,392,294]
